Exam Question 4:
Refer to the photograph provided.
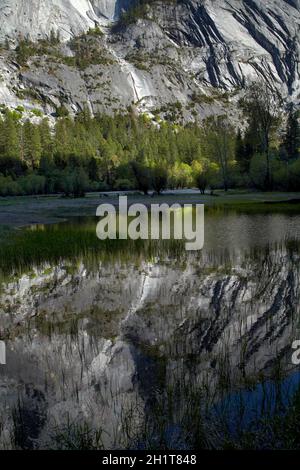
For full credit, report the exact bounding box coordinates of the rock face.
[0,0,299,119]
[160,0,300,96]
[0,0,132,40]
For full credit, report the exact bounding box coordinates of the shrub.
[60,167,89,197]
[194,171,208,194]
[15,105,25,113]
[31,108,43,117]
[131,162,152,195]
[169,162,193,189]
[0,175,22,196]
[249,153,268,189]
[114,178,136,191]
[18,174,46,195]
[98,181,110,192]
[152,166,168,194]
[56,105,69,118]
[86,26,103,37]
[288,158,300,191]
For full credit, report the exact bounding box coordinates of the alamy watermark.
[96,196,204,251]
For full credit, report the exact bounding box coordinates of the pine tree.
[54,118,73,167]
[39,118,53,158]
[23,120,42,168]
[50,29,60,45]
[283,107,300,161]
[0,112,20,159]
[235,128,249,172]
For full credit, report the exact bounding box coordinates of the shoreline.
[0,190,300,230]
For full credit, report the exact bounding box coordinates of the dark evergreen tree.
[283,106,300,161]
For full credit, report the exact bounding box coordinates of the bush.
[113,178,135,191]
[194,171,208,194]
[31,108,43,117]
[288,158,300,191]
[273,161,289,190]
[273,158,300,191]
[60,167,89,197]
[15,105,25,114]
[56,105,69,118]
[18,174,46,195]
[169,162,193,189]
[0,175,22,196]
[250,152,291,190]
[152,166,168,194]
[131,162,152,195]
[86,26,103,37]
[249,153,268,189]
[98,181,110,192]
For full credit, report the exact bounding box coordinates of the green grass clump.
[0,218,187,279]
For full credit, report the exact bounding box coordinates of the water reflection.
[0,208,300,449]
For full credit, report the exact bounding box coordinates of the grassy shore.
[0,190,300,230]
[0,190,299,250]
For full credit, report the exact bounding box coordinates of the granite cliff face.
[0,1,132,39]
[0,1,299,119]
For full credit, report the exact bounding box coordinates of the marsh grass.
[7,370,300,450]
[3,305,300,450]
[212,202,300,214]
[0,219,187,279]
[214,383,300,449]
[112,365,300,450]
[0,205,299,281]
[50,417,105,450]
[2,224,296,281]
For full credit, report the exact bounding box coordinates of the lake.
[0,206,300,449]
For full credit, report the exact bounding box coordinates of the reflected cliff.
[0,208,300,449]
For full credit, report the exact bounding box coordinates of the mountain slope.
[0,1,133,40]
[0,0,299,119]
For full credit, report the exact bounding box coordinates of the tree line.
[0,82,299,197]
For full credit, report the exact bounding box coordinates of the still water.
[0,207,300,449]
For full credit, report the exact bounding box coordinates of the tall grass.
[0,219,187,279]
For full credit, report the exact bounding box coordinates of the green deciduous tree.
[203,116,235,191]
